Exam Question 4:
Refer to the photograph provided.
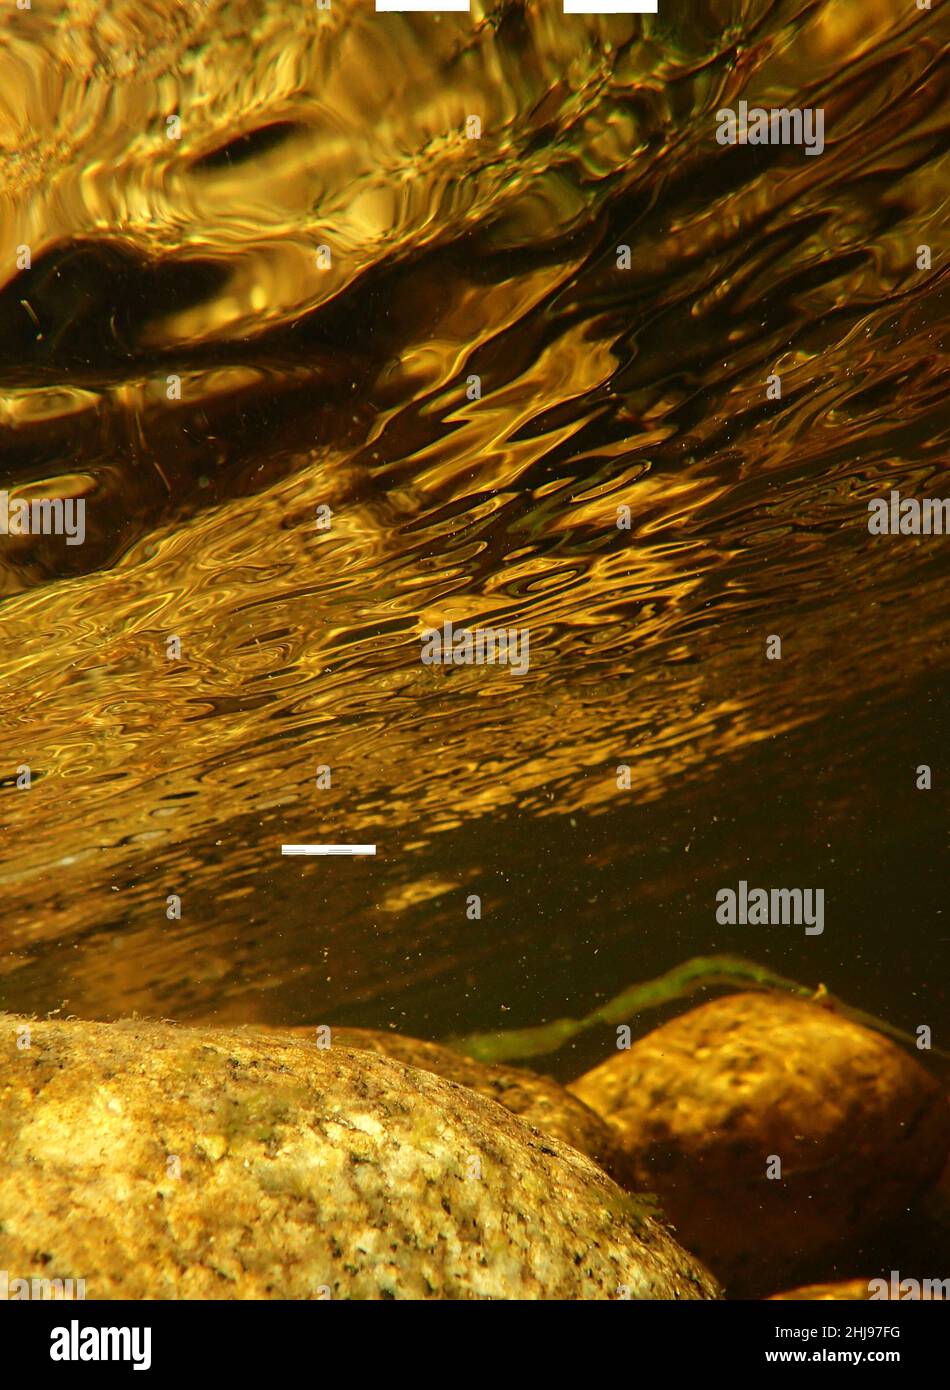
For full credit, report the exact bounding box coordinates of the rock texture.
[251,1022,635,1187]
[569,992,950,1297]
[0,1013,719,1301]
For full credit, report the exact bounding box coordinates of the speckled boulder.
[569,993,950,1297]
[250,1022,636,1188]
[0,1013,719,1301]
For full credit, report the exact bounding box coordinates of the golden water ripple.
[0,0,946,1039]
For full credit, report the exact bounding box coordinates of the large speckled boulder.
[569,993,950,1297]
[250,1022,635,1188]
[0,1013,719,1301]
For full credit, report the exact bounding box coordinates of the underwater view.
[0,0,947,1332]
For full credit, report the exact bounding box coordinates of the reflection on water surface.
[0,0,946,1076]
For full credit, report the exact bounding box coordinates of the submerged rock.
[769,1276,947,1301]
[0,1013,719,1301]
[768,1279,873,1301]
[250,1022,635,1187]
[569,992,950,1297]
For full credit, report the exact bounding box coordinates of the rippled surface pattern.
[0,0,946,1058]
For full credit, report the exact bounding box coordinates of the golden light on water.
[0,0,946,1052]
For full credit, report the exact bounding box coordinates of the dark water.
[0,0,947,1082]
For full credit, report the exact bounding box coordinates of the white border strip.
[282,844,377,856]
